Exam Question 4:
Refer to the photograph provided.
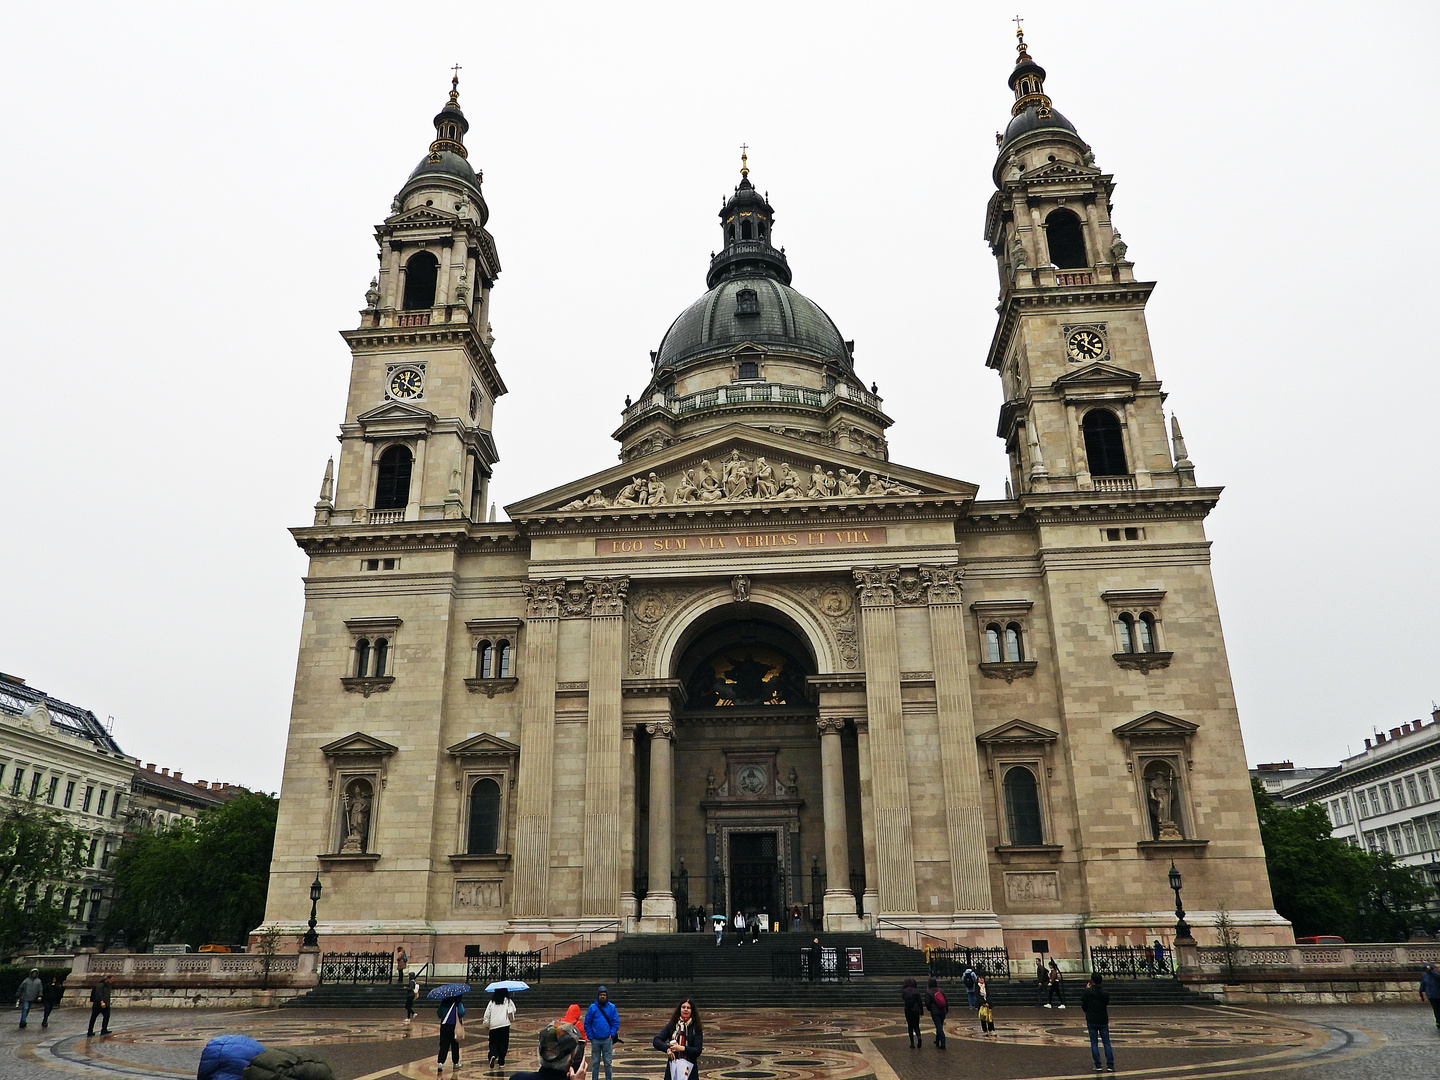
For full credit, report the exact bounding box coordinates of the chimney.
[1375,733,1386,744]
[161,768,169,776]
[1390,727,1403,740]
[196,780,207,789]
[1433,705,1439,725]
[173,771,182,781]
[146,763,155,771]
[1365,738,1373,749]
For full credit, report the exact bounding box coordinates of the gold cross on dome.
[740,143,749,178]
[451,63,462,89]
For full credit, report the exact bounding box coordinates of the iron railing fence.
[928,946,1012,981]
[1088,944,1174,979]
[319,952,394,984]
[616,951,694,982]
[465,951,543,985]
[772,947,850,982]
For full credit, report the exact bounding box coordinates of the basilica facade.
[262,36,1290,964]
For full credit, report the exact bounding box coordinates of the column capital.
[589,576,630,617]
[816,717,847,736]
[645,721,675,740]
[853,567,899,607]
[921,564,965,606]
[522,579,565,619]
[853,718,870,736]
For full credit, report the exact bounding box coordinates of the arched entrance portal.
[633,603,865,933]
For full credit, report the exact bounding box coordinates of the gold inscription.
[597,528,887,557]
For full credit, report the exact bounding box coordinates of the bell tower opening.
[1045,208,1087,269]
[402,252,439,310]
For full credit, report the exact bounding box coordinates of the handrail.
[874,918,947,952]
[543,921,623,965]
[407,961,430,984]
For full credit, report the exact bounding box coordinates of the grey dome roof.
[654,275,849,371]
[405,150,482,194]
[998,104,1078,154]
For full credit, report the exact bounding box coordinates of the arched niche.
[648,585,838,682]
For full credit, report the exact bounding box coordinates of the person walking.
[584,985,619,1080]
[732,910,745,946]
[790,904,802,933]
[87,975,113,1037]
[900,976,923,1048]
[923,977,948,1048]
[17,968,42,1028]
[41,974,64,1028]
[960,966,979,1010]
[435,994,465,1073]
[1080,973,1114,1072]
[1045,959,1067,1008]
[1420,962,1440,1029]
[482,988,516,1069]
[652,998,702,1079]
[405,975,419,1023]
[712,913,724,946]
[748,911,760,945]
[507,1021,588,1080]
[1035,956,1049,1005]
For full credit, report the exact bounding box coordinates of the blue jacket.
[198,1034,266,1080]
[1421,967,1440,1000]
[586,999,620,1040]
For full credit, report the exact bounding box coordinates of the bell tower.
[983,27,1194,496]
[317,73,506,528]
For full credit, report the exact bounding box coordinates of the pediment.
[386,206,457,226]
[356,400,437,423]
[977,719,1060,745]
[1023,161,1099,180]
[320,732,399,758]
[447,732,521,758]
[1112,712,1199,740]
[506,423,977,518]
[1053,362,1141,388]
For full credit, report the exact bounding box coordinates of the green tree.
[1252,780,1432,941]
[0,796,90,957]
[106,793,277,951]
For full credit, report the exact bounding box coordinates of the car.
[1295,935,1345,945]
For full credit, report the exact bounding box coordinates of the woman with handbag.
[652,999,703,1080]
[436,995,465,1073]
[482,988,516,1069]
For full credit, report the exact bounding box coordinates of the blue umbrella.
[426,982,471,1000]
[484,980,530,993]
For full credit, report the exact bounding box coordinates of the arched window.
[985,625,1003,664]
[467,777,502,855]
[354,638,371,677]
[1004,623,1025,662]
[1003,766,1044,846]
[372,638,389,677]
[477,640,494,678]
[1138,613,1157,653]
[740,219,754,240]
[496,640,512,677]
[375,445,413,509]
[402,252,439,310]
[726,226,735,243]
[758,221,768,239]
[1044,208,1088,269]
[1082,410,1128,476]
[1117,614,1135,654]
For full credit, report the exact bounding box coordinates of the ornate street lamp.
[1168,860,1193,942]
[302,874,323,948]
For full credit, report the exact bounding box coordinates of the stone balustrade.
[67,947,319,990]
[1175,940,1440,1003]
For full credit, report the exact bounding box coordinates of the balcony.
[367,508,405,524]
[1092,475,1136,492]
[620,381,884,426]
[1054,271,1093,286]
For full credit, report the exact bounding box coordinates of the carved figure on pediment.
[645,472,668,505]
[752,458,777,499]
[837,469,861,497]
[675,470,699,503]
[864,472,888,495]
[808,465,831,499]
[775,463,804,500]
[886,478,921,495]
[722,450,751,499]
[697,460,724,501]
[613,477,644,507]
[1109,231,1128,263]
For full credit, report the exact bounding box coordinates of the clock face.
[1066,329,1105,363]
[388,368,424,399]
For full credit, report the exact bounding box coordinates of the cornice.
[341,323,507,400]
[1286,740,1440,801]
[291,521,524,556]
[986,281,1156,371]
[520,496,971,535]
[1020,487,1222,522]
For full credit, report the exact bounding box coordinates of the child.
[978,1000,996,1035]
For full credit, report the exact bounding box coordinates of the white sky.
[1,2,1436,793]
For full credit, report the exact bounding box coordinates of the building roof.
[0,672,126,756]
[1281,712,1440,802]
[130,762,249,809]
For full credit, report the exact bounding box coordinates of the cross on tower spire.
[740,143,749,179]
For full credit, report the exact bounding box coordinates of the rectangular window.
[1389,825,1405,853]
[1355,789,1369,816]
[87,838,98,866]
[11,769,23,795]
[100,844,112,870]
[0,765,5,787]
[1415,818,1433,852]
[112,792,122,818]
[29,772,42,798]
[1406,776,1420,804]
[1401,822,1417,854]
[1394,781,1408,809]
[1421,773,1436,802]
[1341,796,1352,823]
[1380,786,1394,812]
[96,790,108,816]
[63,781,75,808]
[1366,831,1383,853]
[46,777,58,804]
[82,785,94,813]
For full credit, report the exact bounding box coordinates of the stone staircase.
[285,932,1211,1010]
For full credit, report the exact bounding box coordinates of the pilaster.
[639,720,676,933]
[582,578,629,917]
[511,581,561,918]
[853,568,919,914]
[854,718,880,919]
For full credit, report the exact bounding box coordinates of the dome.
[404,150,482,194]
[654,274,849,371]
[998,104,1079,155]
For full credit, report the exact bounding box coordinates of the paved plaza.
[3,1002,1437,1080]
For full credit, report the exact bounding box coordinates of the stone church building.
[263,35,1290,963]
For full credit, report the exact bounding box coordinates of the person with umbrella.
[427,983,470,1073]
[482,986,517,1069]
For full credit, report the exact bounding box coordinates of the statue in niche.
[455,269,468,303]
[752,458,777,499]
[774,463,804,500]
[696,461,723,501]
[705,768,716,797]
[732,575,751,604]
[787,766,799,796]
[1109,231,1128,263]
[645,472,668,505]
[722,450,751,499]
[674,470,699,503]
[837,469,861,497]
[1147,765,1183,841]
[339,780,373,854]
[364,277,380,309]
[613,477,644,507]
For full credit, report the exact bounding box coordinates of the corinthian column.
[639,722,676,932]
[922,565,996,916]
[583,578,629,917]
[853,568,919,915]
[854,718,880,919]
[817,718,854,926]
[511,581,562,919]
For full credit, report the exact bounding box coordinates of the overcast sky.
[1,2,1436,793]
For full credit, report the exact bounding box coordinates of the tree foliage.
[1252,780,1433,941]
[106,793,277,951]
[0,797,90,956]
